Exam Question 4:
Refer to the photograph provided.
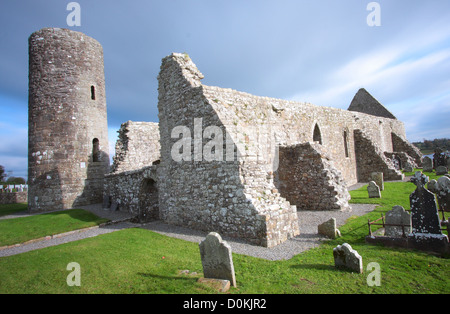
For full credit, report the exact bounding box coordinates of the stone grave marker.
[427,179,438,193]
[199,232,236,287]
[436,166,448,176]
[371,172,384,191]
[318,218,341,239]
[333,243,363,274]
[409,172,441,234]
[422,156,433,172]
[367,181,381,198]
[385,205,411,237]
[436,176,450,212]
[403,162,413,172]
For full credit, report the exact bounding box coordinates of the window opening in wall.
[344,130,349,158]
[91,85,96,100]
[92,138,100,162]
[313,124,322,145]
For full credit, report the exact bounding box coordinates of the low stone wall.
[0,192,28,205]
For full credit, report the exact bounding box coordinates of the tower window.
[92,138,100,162]
[91,86,96,100]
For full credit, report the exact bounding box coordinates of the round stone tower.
[28,28,109,212]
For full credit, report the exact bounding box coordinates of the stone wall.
[157,53,299,247]
[104,166,159,221]
[0,192,28,205]
[354,129,404,182]
[275,142,350,211]
[155,52,414,247]
[112,121,160,173]
[391,132,423,167]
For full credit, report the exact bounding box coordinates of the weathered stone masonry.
[28,29,423,248]
[28,28,109,212]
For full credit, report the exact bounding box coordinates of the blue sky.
[1,0,450,180]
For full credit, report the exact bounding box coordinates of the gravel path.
[141,203,376,261]
[0,183,378,260]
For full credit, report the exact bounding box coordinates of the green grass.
[0,179,449,294]
[0,203,28,217]
[0,209,109,247]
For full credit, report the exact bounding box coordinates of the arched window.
[343,130,349,158]
[313,124,322,145]
[91,85,96,100]
[92,138,100,162]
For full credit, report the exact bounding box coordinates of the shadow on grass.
[137,272,199,282]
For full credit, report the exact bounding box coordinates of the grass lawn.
[0,176,448,294]
[0,203,28,217]
[0,209,109,247]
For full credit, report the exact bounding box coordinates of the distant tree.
[0,165,6,182]
[6,177,26,185]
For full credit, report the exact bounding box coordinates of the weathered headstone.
[403,162,413,172]
[409,172,441,234]
[371,172,384,191]
[427,179,438,193]
[436,166,448,176]
[385,205,411,237]
[435,176,450,212]
[367,181,381,198]
[422,156,433,172]
[433,148,447,168]
[333,243,363,274]
[199,232,236,287]
[318,218,341,239]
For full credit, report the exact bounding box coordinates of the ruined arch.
[138,177,159,222]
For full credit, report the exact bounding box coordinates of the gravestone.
[408,171,449,253]
[427,179,438,193]
[422,156,433,172]
[199,232,236,287]
[385,205,411,237]
[433,148,447,168]
[367,181,381,198]
[403,162,413,172]
[409,172,441,234]
[318,218,341,239]
[435,176,450,212]
[333,243,363,274]
[371,172,384,191]
[436,166,448,176]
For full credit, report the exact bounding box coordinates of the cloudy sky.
[1,0,449,180]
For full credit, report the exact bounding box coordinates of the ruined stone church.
[27,28,422,247]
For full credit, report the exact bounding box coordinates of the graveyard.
[0,168,448,294]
